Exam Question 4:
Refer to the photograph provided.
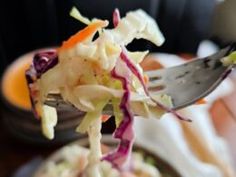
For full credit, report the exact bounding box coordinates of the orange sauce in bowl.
[2,54,33,110]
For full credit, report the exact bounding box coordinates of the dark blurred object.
[12,157,43,177]
[211,0,236,45]
[0,35,7,75]
[0,120,61,177]
[0,0,58,74]
[158,0,217,53]
[0,0,217,75]
[1,95,85,145]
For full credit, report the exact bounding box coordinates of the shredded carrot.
[101,115,111,122]
[196,98,207,105]
[143,74,149,84]
[58,20,108,51]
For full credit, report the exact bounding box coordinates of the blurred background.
[0,0,235,75]
[0,0,236,177]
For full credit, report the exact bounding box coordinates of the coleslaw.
[26,8,186,176]
[34,143,162,177]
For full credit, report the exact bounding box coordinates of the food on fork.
[25,7,235,177]
[25,7,182,176]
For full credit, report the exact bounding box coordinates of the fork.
[45,43,236,113]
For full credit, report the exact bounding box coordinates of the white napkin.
[134,53,235,177]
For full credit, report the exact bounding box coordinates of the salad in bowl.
[34,136,181,177]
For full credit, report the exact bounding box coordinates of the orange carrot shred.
[143,74,149,84]
[196,98,207,105]
[101,115,111,122]
[58,20,108,51]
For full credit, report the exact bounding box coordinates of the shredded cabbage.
[26,7,178,176]
[70,7,91,25]
[76,99,109,133]
[41,105,57,139]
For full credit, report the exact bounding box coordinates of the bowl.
[0,48,85,145]
[34,135,181,177]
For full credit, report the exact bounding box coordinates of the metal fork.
[45,43,236,113]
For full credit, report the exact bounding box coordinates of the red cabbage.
[102,62,134,170]
[113,8,120,27]
[33,50,58,78]
[102,10,135,169]
[120,48,192,122]
[25,50,58,118]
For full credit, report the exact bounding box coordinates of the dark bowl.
[0,49,85,145]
